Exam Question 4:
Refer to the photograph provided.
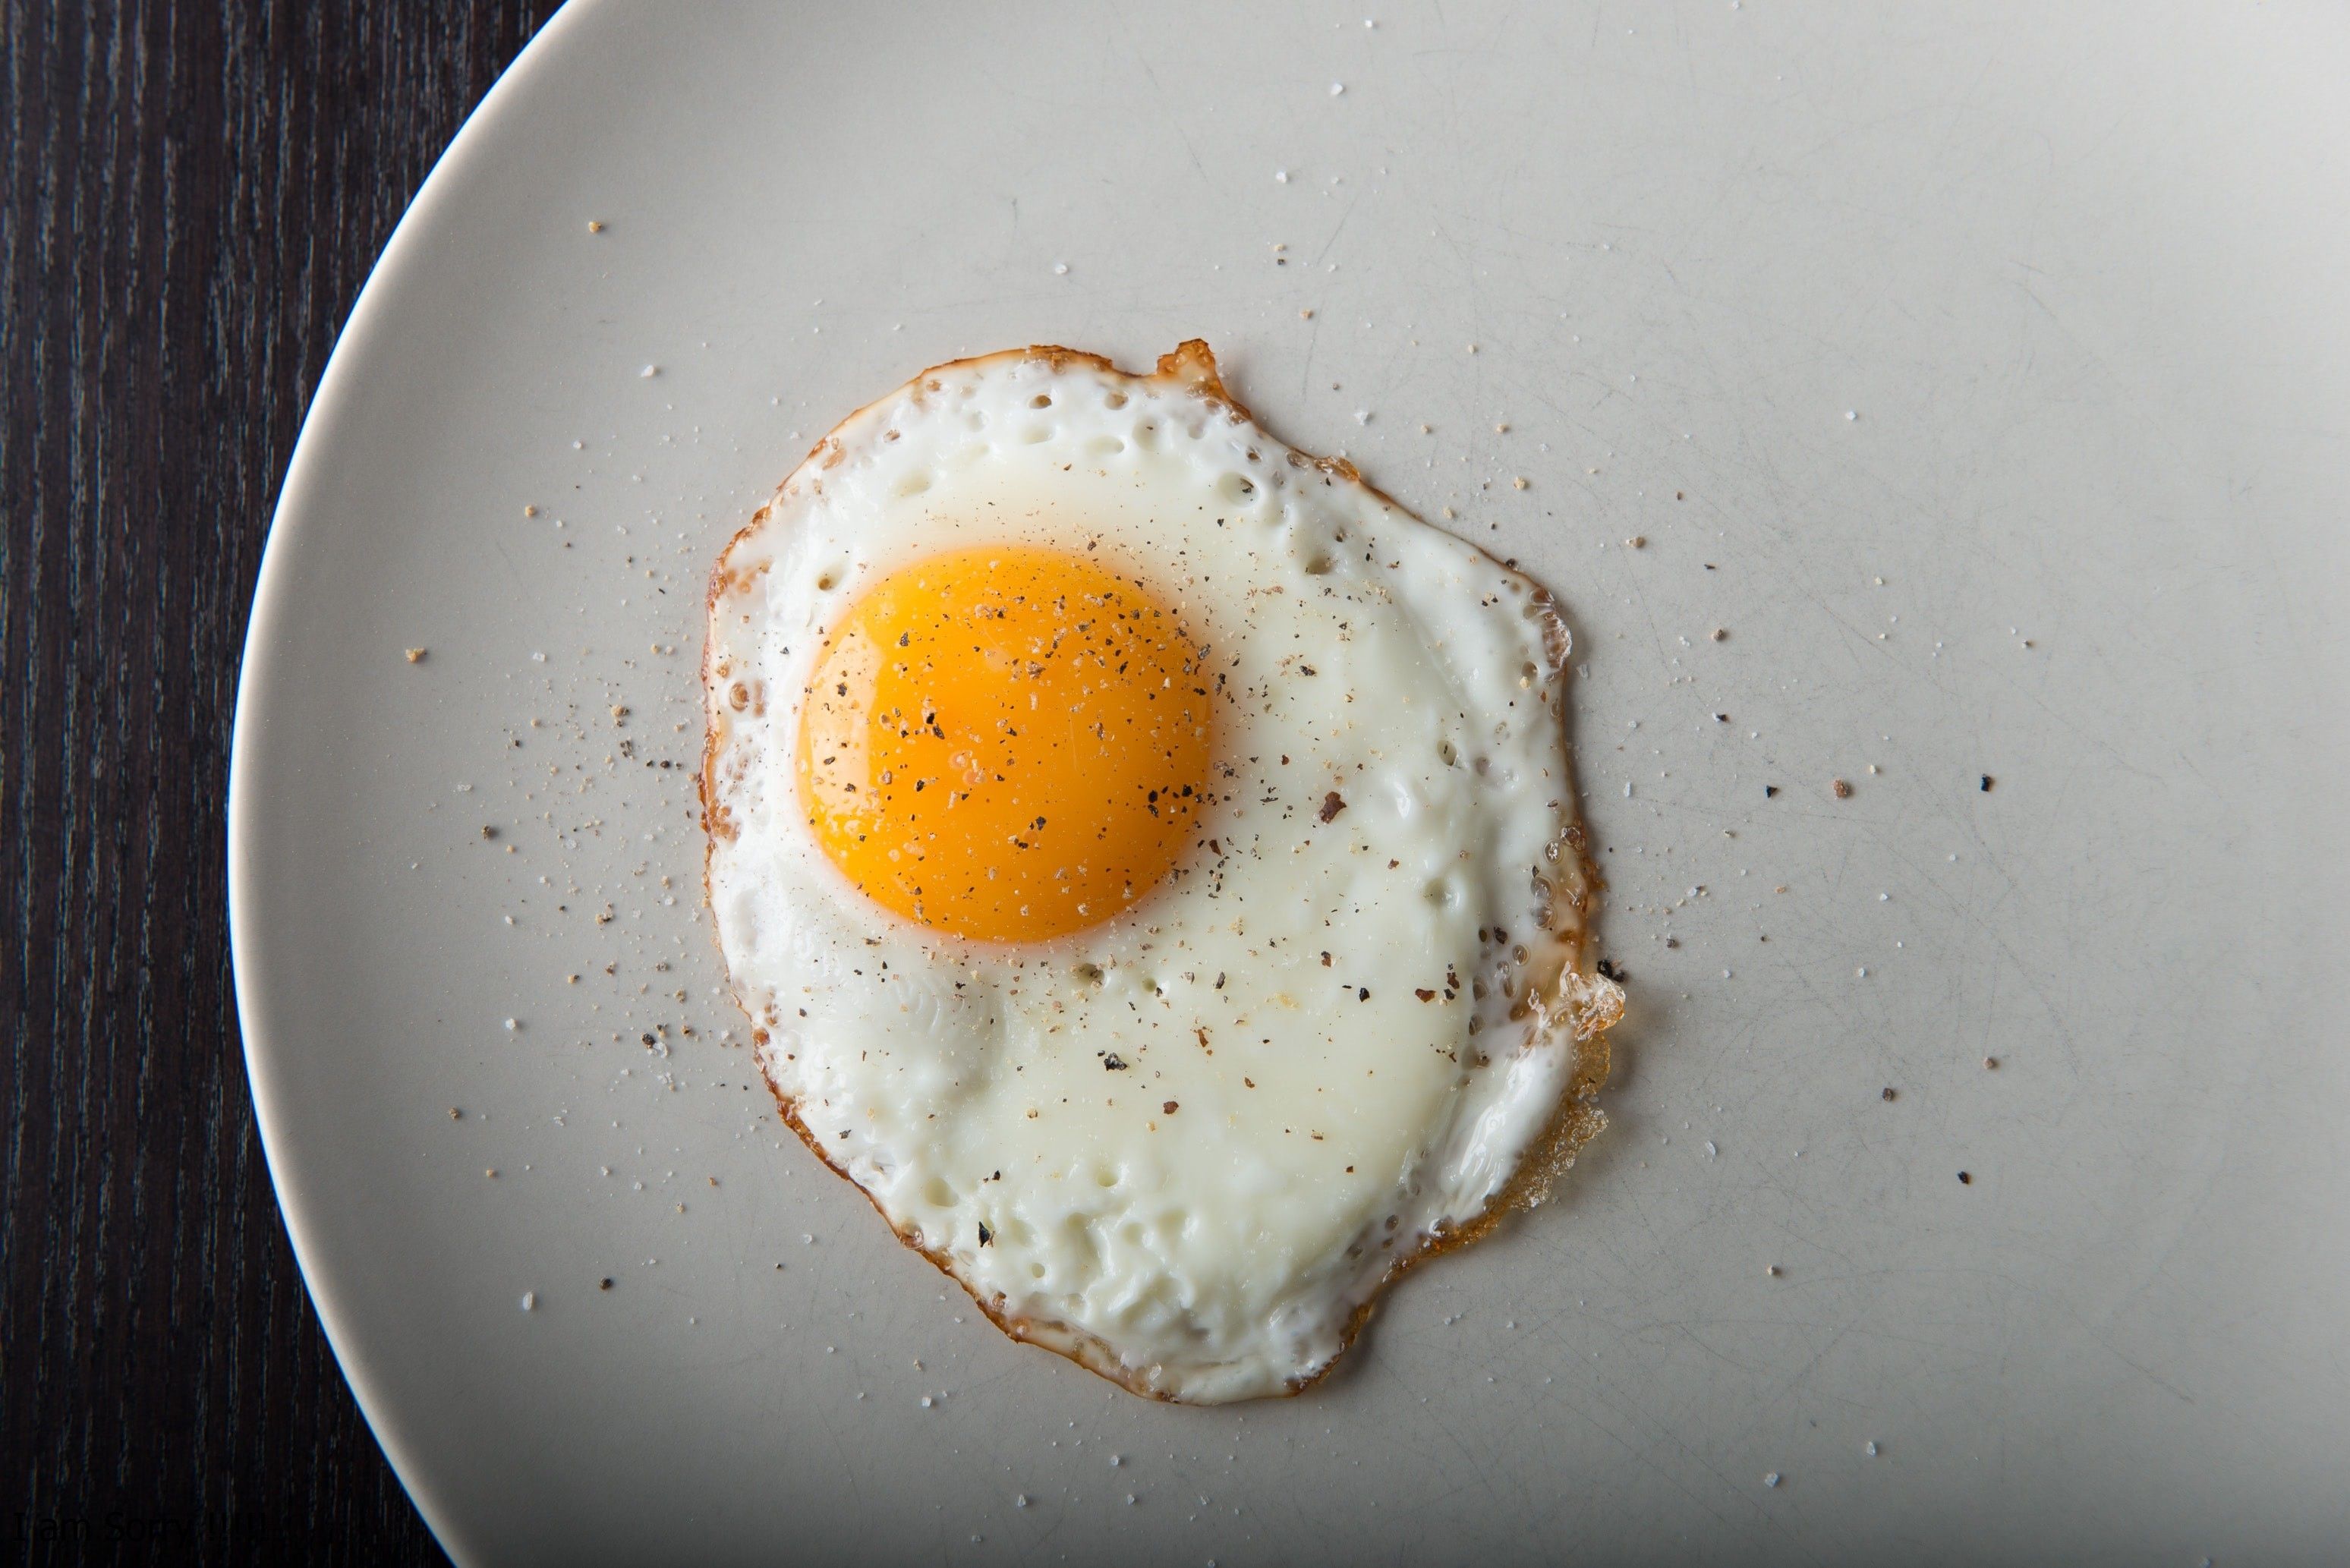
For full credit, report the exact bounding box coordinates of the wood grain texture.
[2,2,562,1560]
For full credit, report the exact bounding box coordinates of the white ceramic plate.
[231,2,2350,1562]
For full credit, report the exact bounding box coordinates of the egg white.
[704,344,1618,1402]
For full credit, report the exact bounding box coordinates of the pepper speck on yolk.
[797,545,1214,943]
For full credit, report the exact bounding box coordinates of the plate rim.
[225,2,613,1557]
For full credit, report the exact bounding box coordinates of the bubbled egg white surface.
[703,347,1613,1402]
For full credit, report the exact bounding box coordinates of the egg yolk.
[798,545,1214,943]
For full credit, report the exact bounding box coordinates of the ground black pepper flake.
[1980,774,1995,792]
[1318,792,1347,823]
[1958,1170,1973,1185]
[1103,1054,1128,1071]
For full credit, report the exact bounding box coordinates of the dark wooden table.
[4,5,562,1560]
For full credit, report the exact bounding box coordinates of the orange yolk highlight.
[798,545,1214,943]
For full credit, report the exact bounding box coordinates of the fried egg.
[704,342,1620,1403]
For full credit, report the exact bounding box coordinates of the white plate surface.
[231,2,2350,1563]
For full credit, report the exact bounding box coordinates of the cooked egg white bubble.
[705,344,1618,1403]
